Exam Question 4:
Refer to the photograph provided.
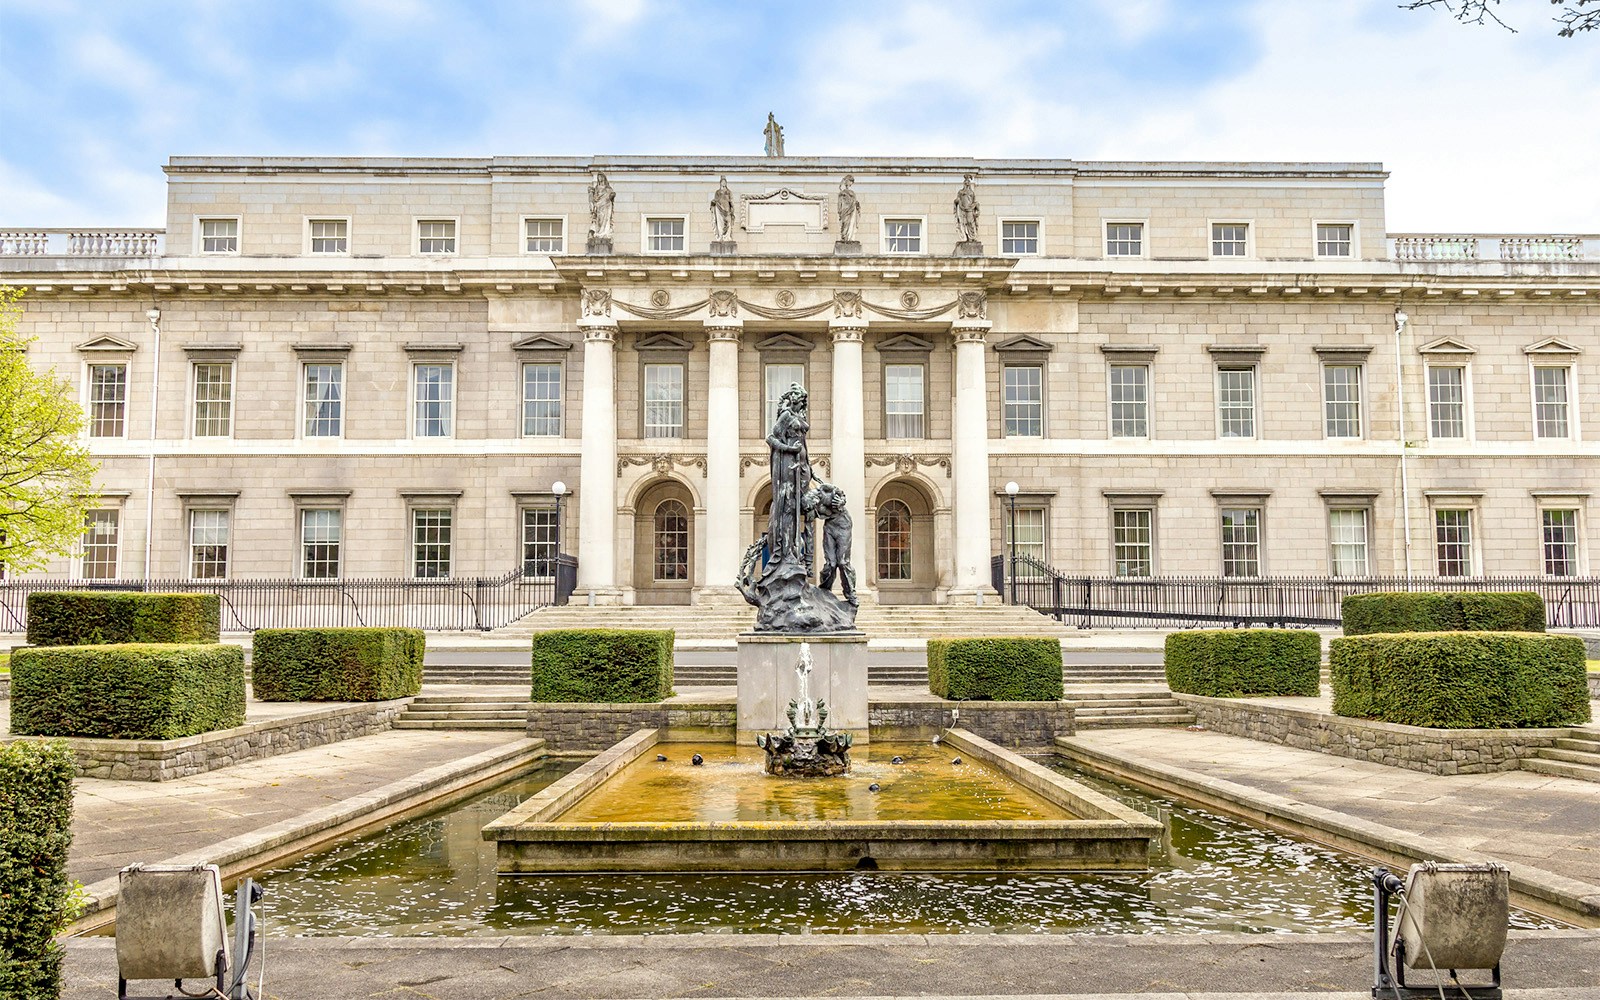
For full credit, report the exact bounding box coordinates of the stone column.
[698,319,744,603]
[830,319,870,594]
[576,315,622,602]
[950,318,996,602]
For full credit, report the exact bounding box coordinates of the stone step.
[1554,736,1600,753]
[1522,758,1600,783]
[1075,705,1185,717]
[1075,713,1195,729]
[1536,747,1600,767]
[1071,698,1178,709]
[393,719,526,731]
[404,705,527,716]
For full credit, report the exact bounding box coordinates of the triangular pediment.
[1418,336,1476,355]
[754,332,814,352]
[635,332,692,352]
[993,334,1053,353]
[875,333,935,353]
[76,335,138,353]
[1523,337,1582,356]
[509,334,573,352]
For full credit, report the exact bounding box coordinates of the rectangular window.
[1533,366,1571,439]
[644,363,685,438]
[646,217,685,253]
[522,362,562,437]
[88,363,127,438]
[1328,508,1369,577]
[192,362,233,437]
[1220,508,1261,577]
[522,507,559,577]
[1316,223,1353,258]
[413,363,454,438]
[188,509,230,579]
[1010,507,1046,573]
[417,219,456,254]
[412,508,452,579]
[1001,220,1039,255]
[1323,364,1363,438]
[884,363,925,438]
[309,219,347,254]
[765,363,806,431]
[199,218,238,254]
[1211,223,1248,257]
[81,509,119,579]
[524,218,564,253]
[303,363,343,437]
[1112,509,1153,577]
[1434,509,1473,577]
[300,509,342,579]
[1105,222,1144,257]
[1427,366,1467,439]
[1109,364,1149,438]
[1003,364,1043,437]
[883,218,922,253]
[1216,367,1256,438]
[1542,509,1579,577]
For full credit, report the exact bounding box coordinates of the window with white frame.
[199,218,238,254]
[1216,366,1256,438]
[81,509,119,579]
[1427,365,1467,439]
[1220,507,1261,577]
[1112,508,1153,577]
[883,218,922,253]
[1434,509,1474,577]
[1542,508,1580,576]
[1316,223,1353,258]
[192,362,233,437]
[303,362,343,437]
[522,362,562,437]
[413,363,454,438]
[1001,220,1039,255]
[1211,223,1248,257]
[883,363,925,438]
[1532,365,1571,439]
[1323,364,1362,438]
[645,217,685,253]
[522,507,560,577]
[188,509,230,579]
[1009,506,1046,574]
[876,499,913,581]
[764,363,805,431]
[644,363,685,438]
[417,219,456,254]
[1109,364,1148,438]
[1105,222,1144,257]
[309,219,348,254]
[300,509,342,579]
[653,499,690,581]
[87,363,127,438]
[412,508,453,579]
[1003,364,1043,437]
[524,218,564,254]
[1328,508,1369,577]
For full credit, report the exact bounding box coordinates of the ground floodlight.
[116,864,229,997]
[1372,862,1508,999]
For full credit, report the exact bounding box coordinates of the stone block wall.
[527,702,736,752]
[869,699,1074,750]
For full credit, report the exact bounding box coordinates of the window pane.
[884,363,925,438]
[1212,223,1248,257]
[201,218,237,253]
[525,218,564,253]
[1428,366,1466,439]
[412,508,452,578]
[189,509,230,579]
[876,499,913,581]
[647,218,685,252]
[1106,223,1143,256]
[1434,509,1473,577]
[418,219,456,253]
[310,219,347,253]
[1010,507,1046,578]
[522,363,562,436]
[1328,508,1368,577]
[301,509,342,579]
[414,364,453,437]
[764,363,805,431]
[1220,508,1260,577]
[522,507,559,577]
[1003,365,1043,437]
[653,499,689,580]
[644,363,685,438]
[1533,366,1570,438]
[884,219,922,253]
[192,362,233,437]
[1317,224,1352,257]
[1323,365,1362,438]
[1001,221,1039,255]
[81,509,119,579]
[304,363,343,437]
[1216,367,1255,438]
[88,363,127,437]
[1109,364,1148,438]
[1112,508,1152,577]
[1543,509,1579,576]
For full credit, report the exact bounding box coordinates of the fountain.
[755,642,853,776]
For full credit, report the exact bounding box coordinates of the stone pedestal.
[833,240,863,256]
[586,236,613,255]
[955,240,985,257]
[736,633,868,735]
[710,240,738,255]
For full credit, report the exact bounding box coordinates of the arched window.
[876,500,913,581]
[653,499,689,581]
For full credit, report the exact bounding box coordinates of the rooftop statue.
[837,175,860,243]
[710,176,734,242]
[588,172,615,240]
[954,173,980,245]
[763,113,785,157]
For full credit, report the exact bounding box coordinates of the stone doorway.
[633,479,695,605]
[871,479,937,604]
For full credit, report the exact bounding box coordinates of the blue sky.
[2,0,1597,231]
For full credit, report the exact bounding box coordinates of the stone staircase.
[1065,660,1166,684]
[393,692,529,730]
[1066,687,1195,729]
[1522,731,1600,783]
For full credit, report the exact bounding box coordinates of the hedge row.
[9,644,246,740]
[252,628,424,702]
[1341,591,1545,636]
[25,591,221,647]
[1164,629,1321,698]
[927,637,1063,701]
[0,741,75,1000]
[1330,631,1590,729]
[530,629,674,703]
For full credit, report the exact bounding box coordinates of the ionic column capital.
[704,320,743,343]
[830,324,865,345]
[580,322,617,343]
[952,321,991,345]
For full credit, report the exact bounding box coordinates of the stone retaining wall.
[869,700,1074,749]
[0,675,9,700]
[1589,673,1600,699]
[527,702,736,752]
[4,700,408,781]
[1174,694,1570,775]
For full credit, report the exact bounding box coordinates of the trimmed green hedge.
[530,629,674,703]
[1330,631,1590,729]
[9,644,246,740]
[251,628,424,702]
[1164,629,1322,697]
[0,741,75,1000]
[25,591,221,647]
[1341,591,1545,636]
[927,637,1063,701]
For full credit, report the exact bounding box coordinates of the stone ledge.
[870,699,1075,750]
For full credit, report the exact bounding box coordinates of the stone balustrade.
[1391,233,1600,262]
[0,228,163,257]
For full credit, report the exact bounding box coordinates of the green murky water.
[249,755,1565,936]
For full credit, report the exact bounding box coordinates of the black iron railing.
[990,554,1600,629]
[0,554,577,633]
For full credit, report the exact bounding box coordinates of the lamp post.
[1005,481,1019,606]
[550,481,567,576]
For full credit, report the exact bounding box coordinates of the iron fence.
[0,555,576,634]
[990,554,1600,629]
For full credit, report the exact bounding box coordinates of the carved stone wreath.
[900,290,920,309]
[618,453,709,477]
[775,289,796,308]
[650,289,671,307]
[865,454,953,478]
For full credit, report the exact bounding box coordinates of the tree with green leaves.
[0,287,100,574]
[1402,0,1599,37]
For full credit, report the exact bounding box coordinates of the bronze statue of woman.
[766,382,812,562]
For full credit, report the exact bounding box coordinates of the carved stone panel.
[741,188,830,234]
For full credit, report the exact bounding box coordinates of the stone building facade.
[2,155,1597,605]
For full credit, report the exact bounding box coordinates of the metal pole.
[1008,492,1018,606]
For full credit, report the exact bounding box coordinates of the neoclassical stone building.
[2,155,1597,605]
